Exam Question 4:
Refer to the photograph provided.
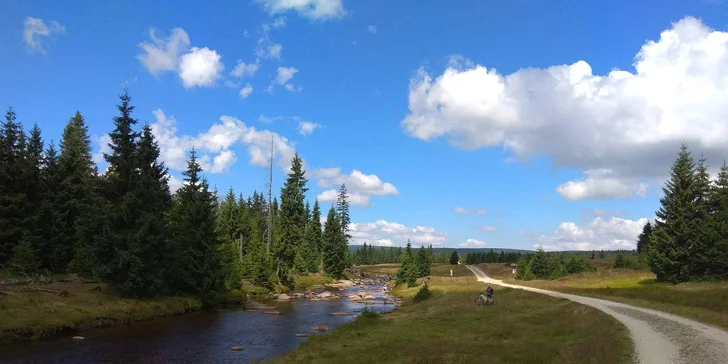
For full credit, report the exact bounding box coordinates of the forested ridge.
[0,90,353,302]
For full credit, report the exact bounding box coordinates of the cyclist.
[485,284,494,302]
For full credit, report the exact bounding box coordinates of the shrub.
[413,284,432,303]
[360,305,380,319]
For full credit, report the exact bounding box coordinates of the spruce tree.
[690,154,713,278]
[322,205,346,278]
[449,250,459,265]
[0,107,29,265]
[300,202,323,273]
[167,150,225,302]
[649,143,696,283]
[22,124,44,260]
[417,245,430,277]
[708,161,728,279]
[636,221,653,255]
[276,153,308,284]
[395,242,417,285]
[336,183,351,242]
[58,111,101,274]
[38,142,63,270]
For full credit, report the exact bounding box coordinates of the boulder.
[312,325,329,332]
[295,333,311,337]
[72,336,84,340]
[277,293,290,300]
[331,312,355,316]
[264,311,282,315]
[318,291,334,298]
[363,295,376,300]
[231,346,244,351]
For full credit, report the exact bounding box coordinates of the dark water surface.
[0,283,395,364]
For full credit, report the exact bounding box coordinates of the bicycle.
[475,296,497,306]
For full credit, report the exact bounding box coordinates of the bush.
[614,252,645,270]
[360,305,380,319]
[413,284,432,303]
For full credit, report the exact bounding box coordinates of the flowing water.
[0,282,395,364]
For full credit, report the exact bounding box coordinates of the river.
[0,281,396,364]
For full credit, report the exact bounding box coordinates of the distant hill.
[347,245,533,254]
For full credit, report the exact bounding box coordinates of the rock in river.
[312,325,329,332]
[231,346,244,351]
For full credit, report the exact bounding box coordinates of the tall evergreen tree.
[322,205,346,278]
[336,183,351,242]
[0,107,29,265]
[275,153,308,284]
[636,221,653,255]
[56,111,101,274]
[690,154,713,277]
[168,150,225,302]
[707,161,728,279]
[649,144,696,283]
[449,250,459,265]
[416,245,430,277]
[38,141,63,270]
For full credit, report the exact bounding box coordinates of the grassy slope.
[266,264,633,364]
[0,283,212,344]
[478,261,728,330]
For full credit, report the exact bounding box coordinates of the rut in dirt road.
[465,265,728,364]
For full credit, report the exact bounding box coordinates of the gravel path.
[466,265,728,364]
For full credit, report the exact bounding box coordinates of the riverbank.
[267,264,633,364]
[477,262,728,330]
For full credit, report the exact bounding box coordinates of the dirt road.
[466,265,728,364]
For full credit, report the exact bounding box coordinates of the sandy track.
[466,265,728,364]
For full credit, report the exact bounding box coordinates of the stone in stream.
[318,291,334,299]
[330,312,355,316]
[312,325,329,332]
[264,311,282,315]
[231,346,244,351]
[276,293,290,300]
[72,336,84,340]
[295,333,311,337]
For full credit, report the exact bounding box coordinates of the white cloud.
[315,168,400,206]
[257,43,283,59]
[272,16,287,29]
[402,17,728,201]
[231,59,260,78]
[557,169,648,200]
[297,121,321,136]
[259,115,275,123]
[178,47,224,88]
[276,66,298,84]
[479,225,498,233]
[239,84,253,99]
[168,174,184,192]
[23,17,66,55]
[256,0,346,20]
[349,220,448,246]
[453,207,487,215]
[367,25,377,34]
[137,28,190,75]
[458,238,486,248]
[533,216,650,251]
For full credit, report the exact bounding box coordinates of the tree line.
[0,90,353,302]
[463,250,529,264]
[636,144,728,283]
[351,242,452,265]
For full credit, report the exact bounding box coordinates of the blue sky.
[2,0,728,250]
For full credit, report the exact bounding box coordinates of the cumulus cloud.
[297,121,321,136]
[239,84,253,99]
[367,25,377,34]
[314,168,400,206]
[532,216,651,251]
[168,174,184,192]
[255,0,346,20]
[479,225,498,233]
[402,17,728,201]
[458,238,486,248]
[257,43,282,59]
[453,207,487,215]
[178,47,224,88]
[348,220,448,246]
[272,16,287,29]
[23,17,66,55]
[137,28,224,88]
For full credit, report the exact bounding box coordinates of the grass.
[293,273,335,291]
[478,261,728,330]
[266,266,633,364]
[0,282,205,344]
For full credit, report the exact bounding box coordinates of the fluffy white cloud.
[276,66,298,84]
[297,121,321,136]
[257,43,282,59]
[453,207,487,215]
[272,16,287,29]
[137,27,190,75]
[479,225,498,233]
[231,59,260,78]
[256,0,346,20]
[239,84,253,99]
[402,17,728,201]
[349,220,448,246]
[137,28,224,88]
[168,174,184,192]
[315,168,400,206]
[178,47,224,88]
[458,239,486,248]
[367,25,377,34]
[533,216,650,251]
[23,17,66,55]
